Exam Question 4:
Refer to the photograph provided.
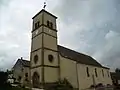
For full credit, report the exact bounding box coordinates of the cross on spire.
[43,2,46,9]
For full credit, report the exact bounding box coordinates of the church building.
[30,9,112,90]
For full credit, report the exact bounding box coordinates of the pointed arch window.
[95,68,98,77]
[86,67,90,77]
[107,71,109,77]
[32,72,40,88]
[102,69,104,77]
[47,20,49,27]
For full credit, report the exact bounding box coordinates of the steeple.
[30,8,59,89]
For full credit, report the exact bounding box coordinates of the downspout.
[92,74,96,90]
[76,62,79,90]
[30,53,32,89]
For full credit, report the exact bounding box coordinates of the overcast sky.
[0,0,120,71]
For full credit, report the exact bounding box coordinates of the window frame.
[50,22,53,29]
[47,20,49,27]
[107,70,109,77]
[35,23,37,29]
[86,67,90,77]
[95,68,98,77]
[34,21,40,30]
[102,69,104,77]
[48,54,54,63]
[34,55,38,64]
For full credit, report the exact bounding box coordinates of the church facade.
[30,9,112,90]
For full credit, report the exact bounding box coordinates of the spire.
[43,2,46,10]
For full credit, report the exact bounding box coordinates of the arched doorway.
[32,72,40,88]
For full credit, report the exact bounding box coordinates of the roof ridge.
[58,45,104,68]
[58,45,90,57]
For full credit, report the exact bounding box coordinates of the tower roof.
[32,9,57,19]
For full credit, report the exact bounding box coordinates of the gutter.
[76,62,79,90]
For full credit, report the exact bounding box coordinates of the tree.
[115,68,120,73]
[0,71,10,88]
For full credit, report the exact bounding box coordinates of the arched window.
[86,67,90,77]
[18,76,21,82]
[25,73,28,77]
[47,21,53,29]
[35,23,37,29]
[107,70,109,77]
[102,69,104,77]
[50,22,53,29]
[34,55,38,64]
[32,72,39,88]
[47,20,49,27]
[37,21,40,27]
[95,68,98,77]
[35,21,40,29]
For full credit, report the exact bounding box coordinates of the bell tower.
[30,9,59,88]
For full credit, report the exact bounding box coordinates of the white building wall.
[77,64,112,90]
[60,55,78,88]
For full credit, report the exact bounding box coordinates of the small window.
[34,55,38,64]
[47,20,49,27]
[37,21,40,27]
[95,68,97,77]
[18,76,21,81]
[107,71,109,77]
[25,73,28,77]
[86,67,90,77]
[35,21,40,29]
[47,21,53,29]
[35,23,37,29]
[50,22,53,29]
[102,69,104,77]
[25,78,29,82]
[48,54,54,63]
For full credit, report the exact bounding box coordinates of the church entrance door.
[32,72,40,88]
